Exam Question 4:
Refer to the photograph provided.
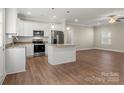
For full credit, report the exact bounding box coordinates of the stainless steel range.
[32,39,45,56]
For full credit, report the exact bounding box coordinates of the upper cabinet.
[16,19,64,37]
[32,22,44,30]
[6,8,17,34]
[50,23,63,31]
[17,19,24,36]
[23,21,33,36]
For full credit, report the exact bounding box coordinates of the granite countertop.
[6,41,49,49]
[14,42,33,44]
[6,41,76,49]
[5,42,32,49]
[6,43,26,49]
[48,44,76,47]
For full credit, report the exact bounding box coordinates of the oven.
[34,44,45,56]
[32,39,45,56]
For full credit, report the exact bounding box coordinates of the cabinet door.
[33,22,43,30]
[6,48,26,74]
[26,44,34,56]
[32,22,38,30]
[55,24,63,31]
[50,23,63,31]
[17,20,24,36]
[44,30,49,37]
[28,44,34,56]
[45,44,48,55]
[24,21,33,36]
[6,9,17,34]
[44,24,50,37]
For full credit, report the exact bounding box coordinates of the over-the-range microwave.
[33,30,44,37]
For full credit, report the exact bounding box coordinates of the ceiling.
[18,8,124,26]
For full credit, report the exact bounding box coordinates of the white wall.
[94,23,124,51]
[66,24,94,50]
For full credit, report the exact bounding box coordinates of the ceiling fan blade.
[116,19,121,22]
[118,17,124,19]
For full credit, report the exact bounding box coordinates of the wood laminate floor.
[3,49,124,85]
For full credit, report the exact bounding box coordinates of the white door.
[0,8,5,84]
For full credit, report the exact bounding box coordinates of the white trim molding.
[76,47,124,53]
[76,48,94,51]
[94,48,124,53]
[67,23,92,27]
[0,73,6,85]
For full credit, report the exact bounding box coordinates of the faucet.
[12,36,18,47]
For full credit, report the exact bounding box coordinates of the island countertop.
[48,44,76,47]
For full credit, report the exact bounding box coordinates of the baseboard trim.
[7,70,26,75]
[0,73,6,85]
[76,48,94,51]
[76,47,124,53]
[94,48,124,53]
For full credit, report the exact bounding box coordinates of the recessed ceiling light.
[66,11,70,13]
[66,27,70,31]
[53,16,57,19]
[52,8,55,10]
[74,18,78,22]
[27,11,31,15]
[51,24,55,29]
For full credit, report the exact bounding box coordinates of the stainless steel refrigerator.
[51,30,64,44]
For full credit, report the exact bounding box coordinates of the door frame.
[0,8,6,85]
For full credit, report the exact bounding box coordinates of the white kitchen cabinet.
[50,23,63,31]
[44,30,50,37]
[48,45,76,65]
[55,24,63,31]
[43,24,50,37]
[26,44,34,57]
[32,22,45,31]
[32,22,50,37]
[19,20,64,36]
[23,21,33,36]
[5,8,17,34]
[6,47,26,74]
[17,19,24,36]
[15,44,34,57]
[32,22,40,30]
[45,43,48,55]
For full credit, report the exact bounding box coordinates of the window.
[101,31,112,45]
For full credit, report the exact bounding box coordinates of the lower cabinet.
[6,47,26,74]
[16,44,34,57]
[45,43,48,55]
[16,43,48,57]
[26,44,34,57]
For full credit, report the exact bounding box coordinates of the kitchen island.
[48,44,76,65]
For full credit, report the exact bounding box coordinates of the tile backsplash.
[6,35,13,44]
[14,36,49,43]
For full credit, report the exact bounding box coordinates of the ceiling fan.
[108,15,124,23]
